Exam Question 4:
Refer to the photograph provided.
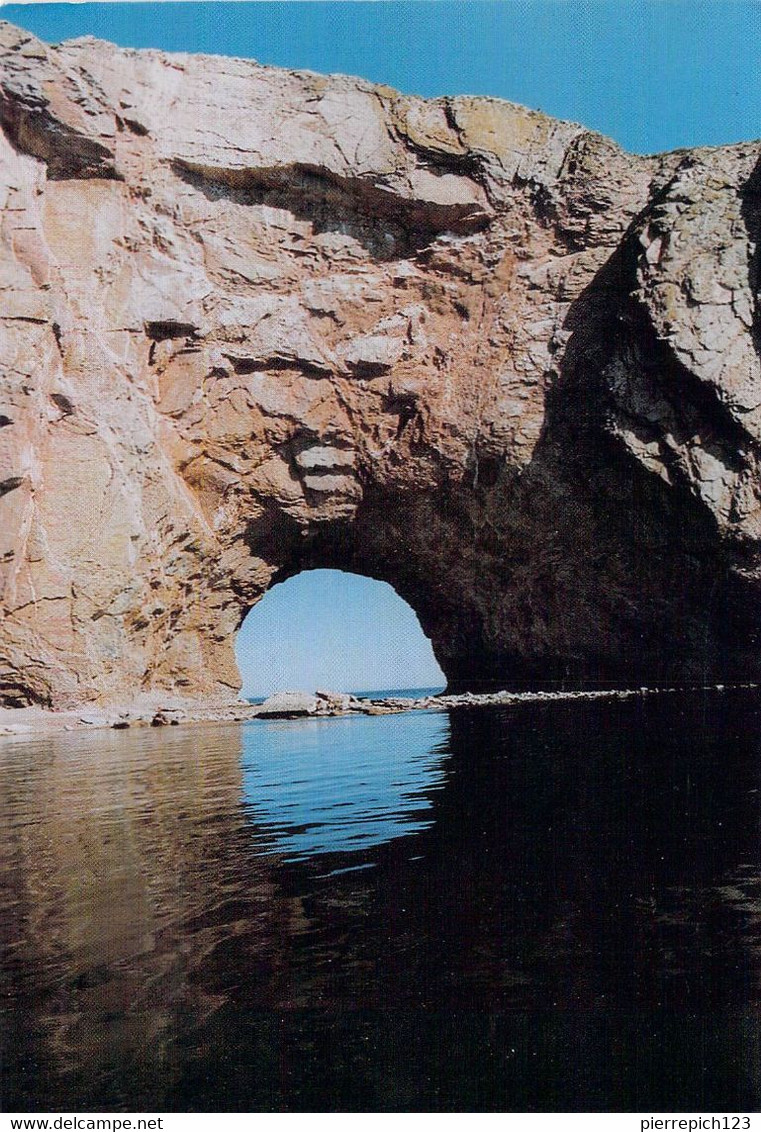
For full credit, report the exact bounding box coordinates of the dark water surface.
[3,691,761,1111]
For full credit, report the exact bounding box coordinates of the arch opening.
[234,569,446,701]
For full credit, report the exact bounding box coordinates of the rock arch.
[1,22,760,709]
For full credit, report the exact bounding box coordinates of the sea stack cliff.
[2,21,761,709]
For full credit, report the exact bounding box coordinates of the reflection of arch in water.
[5,694,761,1110]
[240,711,451,860]
[235,568,445,699]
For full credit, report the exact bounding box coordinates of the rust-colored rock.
[2,22,761,708]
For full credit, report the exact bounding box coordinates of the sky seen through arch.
[235,570,445,698]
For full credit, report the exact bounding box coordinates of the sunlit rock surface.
[2,21,761,707]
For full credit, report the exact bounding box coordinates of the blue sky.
[4,1,758,694]
[235,571,445,697]
[4,1,761,153]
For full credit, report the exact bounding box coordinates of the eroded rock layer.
[2,22,761,707]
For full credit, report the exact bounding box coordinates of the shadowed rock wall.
[2,22,761,707]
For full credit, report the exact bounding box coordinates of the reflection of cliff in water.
[3,692,761,1110]
[0,725,251,1110]
[0,716,454,1109]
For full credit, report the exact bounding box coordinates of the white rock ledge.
[0,684,756,741]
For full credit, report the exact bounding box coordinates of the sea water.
[2,690,761,1111]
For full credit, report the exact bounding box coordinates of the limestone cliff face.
[1,22,761,707]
